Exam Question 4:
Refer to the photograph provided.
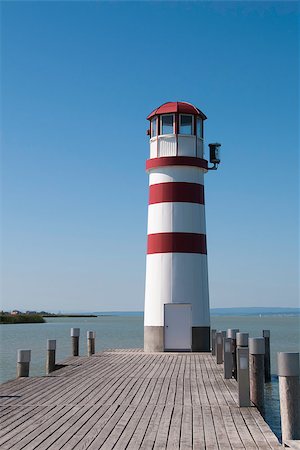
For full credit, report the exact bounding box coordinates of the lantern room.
[147,101,207,159]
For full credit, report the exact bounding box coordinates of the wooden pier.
[0,349,281,449]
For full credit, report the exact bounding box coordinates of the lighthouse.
[144,101,221,353]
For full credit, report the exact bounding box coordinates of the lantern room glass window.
[179,115,193,135]
[161,115,174,135]
[150,118,157,137]
[196,117,203,138]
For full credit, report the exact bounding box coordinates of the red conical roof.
[147,101,207,120]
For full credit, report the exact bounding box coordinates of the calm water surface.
[1,314,299,440]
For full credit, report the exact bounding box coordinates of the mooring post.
[227,328,239,380]
[236,346,250,406]
[236,332,249,349]
[221,331,226,362]
[249,337,265,414]
[216,331,223,364]
[211,329,216,355]
[87,331,95,356]
[71,328,80,356]
[46,339,56,374]
[223,337,233,379]
[263,330,271,382]
[17,350,31,378]
[277,352,300,442]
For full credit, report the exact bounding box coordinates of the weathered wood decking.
[0,349,281,449]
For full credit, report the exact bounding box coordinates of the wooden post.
[87,331,95,356]
[46,340,56,374]
[71,328,80,356]
[249,337,265,415]
[236,346,250,406]
[263,330,271,382]
[17,350,31,378]
[236,332,248,348]
[211,329,216,355]
[277,352,300,441]
[227,329,239,380]
[221,331,226,363]
[216,332,223,364]
[223,338,233,379]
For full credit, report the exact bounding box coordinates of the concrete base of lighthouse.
[144,326,164,352]
[144,326,210,353]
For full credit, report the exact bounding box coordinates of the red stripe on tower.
[147,232,207,255]
[149,182,204,205]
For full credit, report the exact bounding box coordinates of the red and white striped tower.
[144,101,218,352]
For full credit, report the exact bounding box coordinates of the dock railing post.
[216,332,223,364]
[71,328,80,356]
[17,350,31,378]
[87,331,95,356]
[211,329,216,356]
[227,328,239,380]
[277,352,300,442]
[46,340,56,374]
[263,330,271,382]
[249,337,265,414]
[223,337,233,379]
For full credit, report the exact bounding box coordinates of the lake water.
[1,313,299,440]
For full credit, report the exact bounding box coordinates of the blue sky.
[1,1,299,312]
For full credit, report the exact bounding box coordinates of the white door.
[164,303,192,351]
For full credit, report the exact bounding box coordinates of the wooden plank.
[206,355,238,406]
[205,354,236,406]
[249,407,281,448]
[13,406,87,450]
[140,404,165,449]
[192,405,206,450]
[202,405,219,450]
[180,404,193,449]
[113,401,150,450]
[210,405,232,449]
[74,403,128,450]
[153,404,174,449]
[0,405,40,429]
[92,404,137,450]
[199,357,218,406]
[70,403,125,449]
[0,405,68,449]
[240,407,272,449]
[126,402,157,449]
[158,357,177,405]
[219,405,245,449]
[45,404,112,450]
[195,355,210,406]
[166,356,181,405]
[229,407,258,449]
[166,404,182,449]
[174,356,185,405]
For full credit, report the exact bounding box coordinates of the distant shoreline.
[43,314,97,318]
[0,314,45,324]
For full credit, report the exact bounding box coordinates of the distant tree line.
[0,312,45,324]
